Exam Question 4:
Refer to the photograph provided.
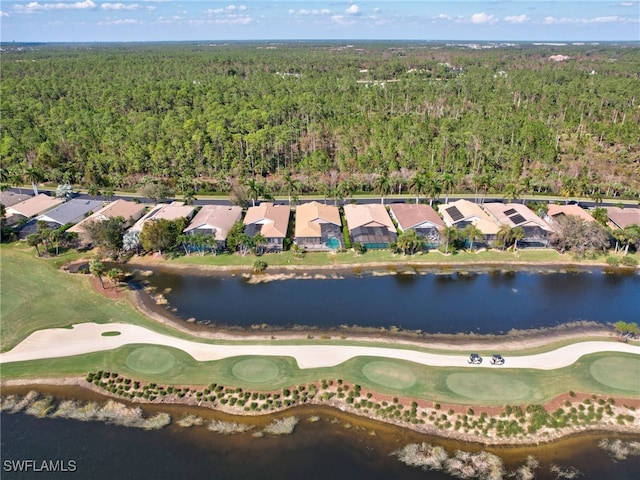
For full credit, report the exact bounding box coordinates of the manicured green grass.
[231,357,281,384]
[361,360,418,389]
[168,248,575,268]
[4,347,636,406]
[0,245,198,352]
[445,372,533,402]
[125,346,177,374]
[163,247,637,270]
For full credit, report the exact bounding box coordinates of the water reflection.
[133,267,640,333]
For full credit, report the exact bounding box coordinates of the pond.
[133,266,640,333]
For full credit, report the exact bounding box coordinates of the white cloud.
[331,15,355,26]
[205,5,247,15]
[14,1,97,12]
[345,4,359,15]
[0,10,9,17]
[291,8,330,16]
[505,14,528,24]
[544,15,631,25]
[102,3,140,11]
[97,18,140,25]
[470,12,495,24]
[619,2,637,6]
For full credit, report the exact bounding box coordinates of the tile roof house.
[68,199,146,238]
[544,204,595,225]
[5,194,63,225]
[243,203,291,252]
[129,202,195,233]
[483,202,554,247]
[389,203,445,247]
[439,199,500,245]
[294,201,342,251]
[183,205,243,249]
[343,203,397,249]
[0,191,31,208]
[604,206,640,229]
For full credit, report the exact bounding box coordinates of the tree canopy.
[2,42,639,200]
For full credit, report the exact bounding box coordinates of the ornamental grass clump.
[262,416,299,435]
[598,438,640,461]
[24,395,56,418]
[207,420,254,434]
[0,391,40,413]
[177,414,204,428]
[444,450,505,480]
[513,455,539,480]
[393,443,448,471]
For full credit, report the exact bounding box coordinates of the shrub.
[252,259,268,272]
[621,256,638,267]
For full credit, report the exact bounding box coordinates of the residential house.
[343,203,397,249]
[389,203,445,247]
[544,204,595,226]
[183,205,243,250]
[17,199,103,239]
[294,201,342,251]
[5,194,63,226]
[243,203,291,252]
[483,202,553,247]
[0,191,31,208]
[439,199,500,246]
[68,199,146,240]
[604,206,640,230]
[129,202,196,233]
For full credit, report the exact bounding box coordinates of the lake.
[133,266,640,333]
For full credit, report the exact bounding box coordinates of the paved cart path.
[1,323,638,370]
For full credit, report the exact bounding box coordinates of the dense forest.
[1,42,639,201]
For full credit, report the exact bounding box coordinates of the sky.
[1,1,638,43]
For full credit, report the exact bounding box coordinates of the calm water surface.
[136,267,640,332]
[2,409,640,480]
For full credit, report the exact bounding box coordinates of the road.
[7,187,638,209]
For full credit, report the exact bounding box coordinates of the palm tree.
[502,183,521,203]
[440,172,456,204]
[89,259,106,289]
[106,268,123,291]
[87,184,101,199]
[463,224,484,251]
[251,233,267,256]
[282,172,301,206]
[396,229,423,255]
[441,225,459,254]
[24,166,44,195]
[337,180,354,205]
[409,173,427,204]
[496,224,513,251]
[512,226,525,251]
[424,177,442,206]
[245,178,263,207]
[374,173,391,205]
[560,176,578,204]
[26,233,42,256]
